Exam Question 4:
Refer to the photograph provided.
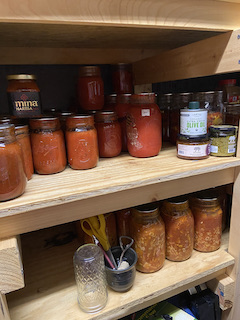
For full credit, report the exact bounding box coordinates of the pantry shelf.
[7,227,233,320]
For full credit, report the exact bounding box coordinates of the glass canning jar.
[112,63,133,94]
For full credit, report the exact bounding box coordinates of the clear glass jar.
[131,203,165,273]
[0,124,27,201]
[73,244,108,313]
[112,63,133,94]
[161,198,194,261]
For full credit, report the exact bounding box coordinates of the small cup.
[105,246,137,292]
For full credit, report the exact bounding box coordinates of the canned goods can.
[180,108,208,136]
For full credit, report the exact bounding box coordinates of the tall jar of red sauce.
[15,125,34,180]
[112,63,133,94]
[29,117,66,174]
[65,115,98,170]
[161,198,194,262]
[0,124,27,201]
[126,93,162,158]
[77,66,104,111]
[115,94,131,152]
[7,74,41,118]
[190,195,222,252]
[95,111,122,157]
[131,203,165,273]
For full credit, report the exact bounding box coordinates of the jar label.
[178,143,210,157]
[210,145,218,153]
[141,109,150,117]
[180,109,207,136]
[229,95,240,104]
[8,92,41,118]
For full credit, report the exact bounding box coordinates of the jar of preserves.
[0,124,27,201]
[127,93,162,158]
[15,124,34,180]
[209,125,238,157]
[131,203,165,273]
[112,63,133,94]
[116,208,132,237]
[65,115,98,169]
[115,94,131,152]
[77,66,104,111]
[104,94,117,111]
[95,111,122,157]
[7,74,41,118]
[177,134,210,160]
[190,195,222,252]
[161,198,194,261]
[29,117,67,174]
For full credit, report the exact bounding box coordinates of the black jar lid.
[209,125,238,137]
[177,133,209,142]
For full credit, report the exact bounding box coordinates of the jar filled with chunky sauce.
[161,198,194,261]
[29,117,67,174]
[65,115,98,169]
[131,203,165,273]
[115,94,131,152]
[0,124,27,201]
[7,74,41,118]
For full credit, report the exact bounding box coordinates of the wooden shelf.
[1,146,240,239]
[7,226,233,320]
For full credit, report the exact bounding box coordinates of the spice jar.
[7,74,41,118]
[95,111,122,157]
[15,124,34,180]
[161,198,194,261]
[127,93,162,158]
[65,115,98,169]
[209,125,238,157]
[77,66,104,111]
[176,134,210,160]
[116,208,132,237]
[131,203,165,273]
[112,63,133,94]
[190,195,222,252]
[0,124,27,201]
[115,94,131,151]
[29,117,67,174]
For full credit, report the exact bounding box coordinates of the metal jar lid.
[209,125,238,137]
[7,74,36,80]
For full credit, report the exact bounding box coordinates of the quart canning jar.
[115,93,131,151]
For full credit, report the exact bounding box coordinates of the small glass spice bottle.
[15,124,34,180]
[161,198,194,262]
[95,111,122,157]
[131,203,165,273]
[65,115,98,170]
[112,63,133,94]
[0,124,27,201]
[29,117,67,174]
[190,195,222,252]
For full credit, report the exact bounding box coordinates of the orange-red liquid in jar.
[115,94,131,152]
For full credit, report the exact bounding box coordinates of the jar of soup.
[0,124,27,201]
[190,195,222,252]
[127,93,162,157]
[77,66,104,111]
[15,124,34,180]
[116,208,132,237]
[131,203,165,273]
[115,94,131,151]
[112,63,133,94]
[29,117,67,174]
[95,111,122,157]
[7,74,41,118]
[65,115,98,170]
[161,198,194,261]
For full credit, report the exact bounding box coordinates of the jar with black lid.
[209,125,238,156]
[177,134,210,160]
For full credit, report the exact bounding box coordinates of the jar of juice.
[65,115,98,169]
[161,198,194,261]
[95,111,122,157]
[29,117,67,174]
[131,203,165,273]
[77,66,104,111]
[127,93,162,157]
[0,124,27,201]
[116,208,132,237]
[190,195,222,252]
[15,124,34,180]
[112,63,133,94]
[115,93,131,151]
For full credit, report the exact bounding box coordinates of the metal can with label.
[209,125,238,157]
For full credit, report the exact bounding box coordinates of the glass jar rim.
[79,66,101,77]
[7,74,36,80]
[95,111,118,122]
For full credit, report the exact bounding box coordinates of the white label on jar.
[210,145,218,153]
[141,109,150,117]
[228,147,236,154]
[178,143,209,157]
[180,109,207,136]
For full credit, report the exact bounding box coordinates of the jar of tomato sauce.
[161,198,194,261]
[190,195,222,252]
[15,125,34,180]
[115,94,131,152]
[127,93,162,158]
[116,208,132,237]
[77,66,104,111]
[29,117,67,174]
[112,63,133,94]
[131,203,165,273]
[95,111,122,157]
[0,124,27,201]
[7,74,41,118]
[65,115,98,169]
